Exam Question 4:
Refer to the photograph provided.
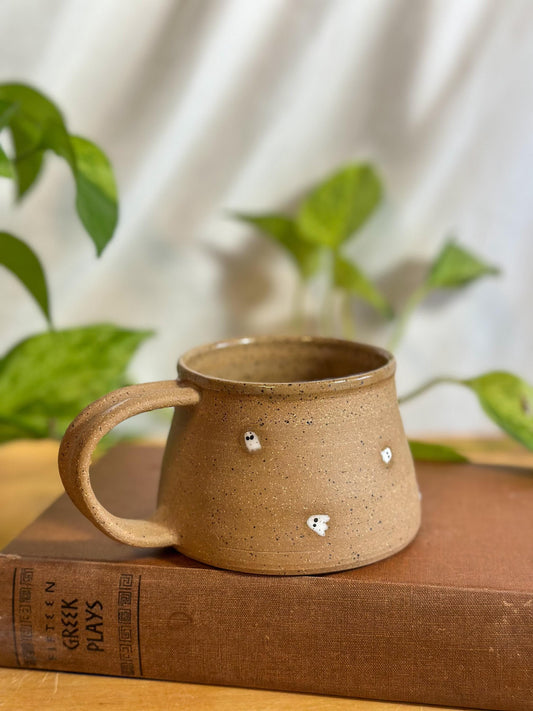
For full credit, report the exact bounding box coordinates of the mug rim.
[177,336,395,395]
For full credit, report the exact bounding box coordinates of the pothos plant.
[233,163,533,461]
[0,84,151,444]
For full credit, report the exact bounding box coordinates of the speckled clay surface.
[59,336,421,575]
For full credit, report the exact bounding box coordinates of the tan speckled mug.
[59,336,421,575]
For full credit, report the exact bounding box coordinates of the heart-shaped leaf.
[235,213,322,279]
[297,163,382,248]
[426,240,499,290]
[388,240,500,351]
[0,83,72,198]
[0,326,152,441]
[70,136,118,256]
[333,253,393,318]
[0,84,118,254]
[0,232,50,323]
[409,439,469,463]
[463,372,533,450]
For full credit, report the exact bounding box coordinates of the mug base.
[174,519,421,576]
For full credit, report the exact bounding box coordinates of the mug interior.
[179,337,393,390]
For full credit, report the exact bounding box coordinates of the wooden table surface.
[0,437,531,710]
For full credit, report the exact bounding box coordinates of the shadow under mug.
[58,336,421,575]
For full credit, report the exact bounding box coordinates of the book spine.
[0,555,532,711]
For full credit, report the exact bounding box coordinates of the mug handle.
[58,380,200,548]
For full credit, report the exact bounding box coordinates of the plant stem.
[387,284,429,352]
[398,376,461,405]
[341,290,356,340]
[292,279,306,334]
[320,285,335,336]
[319,251,335,336]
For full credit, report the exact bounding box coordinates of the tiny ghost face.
[380,446,392,464]
[307,514,330,536]
[244,431,261,452]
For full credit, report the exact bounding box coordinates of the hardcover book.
[0,445,531,710]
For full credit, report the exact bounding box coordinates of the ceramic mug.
[58,336,421,575]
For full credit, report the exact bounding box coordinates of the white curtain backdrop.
[1,0,532,436]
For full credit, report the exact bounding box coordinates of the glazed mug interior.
[178,337,394,391]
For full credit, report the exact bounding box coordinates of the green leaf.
[0,84,118,255]
[0,143,14,178]
[0,413,49,443]
[235,213,322,279]
[426,240,499,290]
[297,163,383,248]
[333,253,393,318]
[409,439,469,463]
[0,326,152,442]
[0,232,50,323]
[10,124,45,198]
[464,372,533,450]
[0,84,66,131]
[70,135,119,255]
[0,98,22,183]
[0,99,18,130]
[387,240,500,351]
[0,83,72,198]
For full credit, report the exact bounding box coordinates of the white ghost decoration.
[307,514,330,536]
[380,446,392,464]
[244,431,261,452]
